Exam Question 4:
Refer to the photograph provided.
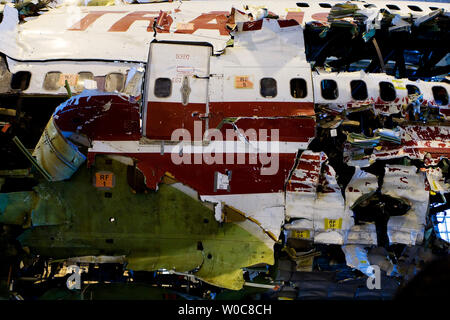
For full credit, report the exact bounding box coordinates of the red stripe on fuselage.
[145,101,315,140]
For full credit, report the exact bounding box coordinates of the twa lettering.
[68,11,229,34]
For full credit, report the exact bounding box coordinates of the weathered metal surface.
[32,116,86,181]
[10,156,274,290]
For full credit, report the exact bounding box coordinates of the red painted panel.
[53,94,141,141]
[91,152,298,195]
[145,101,206,140]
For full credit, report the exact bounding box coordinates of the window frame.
[105,72,125,92]
[290,78,307,99]
[320,79,339,100]
[379,81,396,102]
[154,77,173,98]
[432,86,449,106]
[260,77,278,98]
[350,80,368,101]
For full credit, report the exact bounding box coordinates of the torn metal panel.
[313,164,349,245]
[286,150,327,221]
[345,168,379,245]
[381,165,429,246]
[344,125,450,167]
[200,193,285,243]
[286,151,350,245]
[351,192,411,247]
[52,90,141,141]
[341,245,372,277]
[8,156,274,290]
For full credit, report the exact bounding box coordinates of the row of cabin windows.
[321,79,449,105]
[9,71,127,92]
[296,2,435,12]
[42,71,125,92]
[154,77,308,99]
[155,77,449,105]
[10,71,450,106]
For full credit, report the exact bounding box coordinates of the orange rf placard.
[234,76,253,89]
[94,172,115,188]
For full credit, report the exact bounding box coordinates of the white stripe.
[89,140,309,154]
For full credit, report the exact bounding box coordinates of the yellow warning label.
[234,76,254,89]
[291,230,310,239]
[285,8,302,12]
[324,218,342,230]
[95,172,115,188]
[392,79,406,90]
[58,74,79,87]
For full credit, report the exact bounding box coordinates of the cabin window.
[406,85,420,96]
[350,80,368,100]
[432,86,449,106]
[11,71,31,90]
[260,78,277,98]
[319,3,332,8]
[321,79,338,100]
[290,78,307,98]
[296,2,309,7]
[75,72,94,92]
[154,78,172,98]
[43,72,62,91]
[364,4,376,8]
[386,4,400,11]
[429,7,439,11]
[379,82,396,102]
[408,5,423,12]
[105,72,125,92]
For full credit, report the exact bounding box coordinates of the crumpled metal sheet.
[344,125,450,167]
[11,156,274,290]
[381,165,429,246]
[345,168,378,245]
[285,151,352,245]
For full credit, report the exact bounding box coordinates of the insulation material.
[313,164,350,245]
[381,165,429,246]
[201,193,285,241]
[341,245,372,277]
[286,151,350,245]
[345,168,378,245]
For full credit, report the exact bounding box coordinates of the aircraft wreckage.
[0,0,449,299]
